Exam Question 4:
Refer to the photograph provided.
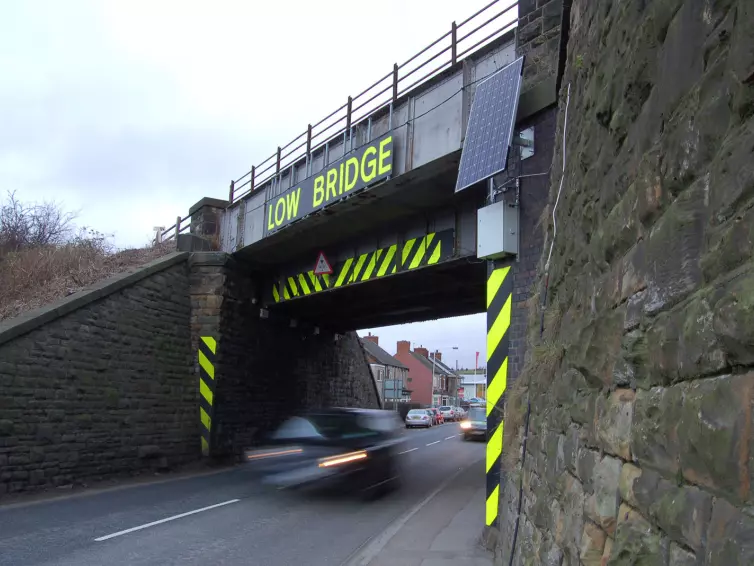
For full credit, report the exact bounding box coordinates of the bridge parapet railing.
[156,0,519,247]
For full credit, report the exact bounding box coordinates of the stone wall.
[0,254,197,496]
[196,255,380,459]
[498,0,754,564]
[518,0,567,92]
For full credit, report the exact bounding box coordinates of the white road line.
[426,440,441,446]
[94,499,241,542]
[398,448,418,455]
[445,436,456,440]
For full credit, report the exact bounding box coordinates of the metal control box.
[477,200,519,259]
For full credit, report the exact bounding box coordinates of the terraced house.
[361,333,409,407]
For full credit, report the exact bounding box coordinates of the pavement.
[0,421,490,566]
[345,458,494,566]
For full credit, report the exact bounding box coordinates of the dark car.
[459,406,486,440]
[243,408,405,497]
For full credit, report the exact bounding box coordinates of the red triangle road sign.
[313,251,333,275]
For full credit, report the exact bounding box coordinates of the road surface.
[0,422,485,566]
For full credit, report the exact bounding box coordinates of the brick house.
[393,341,461,407]
[361,334,409,406]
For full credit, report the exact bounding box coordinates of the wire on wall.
[508,82,571,566]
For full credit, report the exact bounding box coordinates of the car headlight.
[460,421,471,430]
[318,450,368,468]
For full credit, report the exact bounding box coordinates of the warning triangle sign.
[313,251,333,275]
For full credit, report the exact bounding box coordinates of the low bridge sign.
[265,133,394,235]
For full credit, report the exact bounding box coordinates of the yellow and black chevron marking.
[485,264,512,527]
[270,229,453,303]
[198,336,217,457]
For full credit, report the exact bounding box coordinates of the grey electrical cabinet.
[477,200,519,260]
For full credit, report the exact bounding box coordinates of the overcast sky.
[1,0,514,366]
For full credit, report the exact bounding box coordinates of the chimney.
[415,346,429,358]
[397,340,410,355]
[363,333,379,345]
[435,351,442,362]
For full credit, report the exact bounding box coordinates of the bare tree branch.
[0,191,77,254]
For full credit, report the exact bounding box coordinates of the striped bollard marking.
[486,264,512,527]
[198,336,217,457]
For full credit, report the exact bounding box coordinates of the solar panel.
[455,56,524,193]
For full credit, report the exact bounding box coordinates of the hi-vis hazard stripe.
[198,336,217,457]
[270,229,453,303]
[486,264,512,527]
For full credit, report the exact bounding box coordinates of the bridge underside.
[267,256,486,331]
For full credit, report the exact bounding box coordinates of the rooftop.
[361,339,408,369]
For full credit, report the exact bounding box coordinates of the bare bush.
[0,239,174,322]
[0,193,175,322]
[0,191,76,254]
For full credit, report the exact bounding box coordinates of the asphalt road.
[0,422,485,566]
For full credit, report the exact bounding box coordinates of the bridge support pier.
[485,262,513,529]
[187,252,381,461]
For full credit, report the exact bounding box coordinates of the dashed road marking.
[445,436,456,440]
[426,441,440,446]
[398,448,418,455]
[94,499,240,542]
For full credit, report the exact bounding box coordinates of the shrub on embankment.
[0,192,172,321]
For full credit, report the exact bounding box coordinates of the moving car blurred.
[438,406,455,422]
[459,405,486,440]
[243,408,405,497]
[405,408,432,428]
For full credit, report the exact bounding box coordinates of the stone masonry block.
[564,306,626,388]
[644,292,726,388]
[577,446,599,494]
[628,466,712,553]
[632,387,682,477]
[585,455,622,536]
[618,462,643,509]
[608,504,668,566]
[580,521,607,566]
[706,496,754,566]
[642,179,706,316]
[709,267,754,368]
[555,474,585,561]
[668,543,696,566]
[595,389,634,460]
[677,374,753,504]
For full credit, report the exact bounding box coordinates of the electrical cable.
[539,82,570,337]
[508,82,571,566]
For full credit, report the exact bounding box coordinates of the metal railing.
[157,0,518,245]
[155,214,191,245]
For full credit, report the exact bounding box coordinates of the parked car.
[459,406,486,441]
[438,406,455,422]
[242,408,405,497]
[405,408,432,428]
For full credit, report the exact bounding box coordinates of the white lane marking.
[343,455,483,566]
[426,440,440,446]
[398,448,418,455]
[94,499,241,542]
[445,436,456,440]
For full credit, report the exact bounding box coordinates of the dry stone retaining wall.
[498,0,754,564]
